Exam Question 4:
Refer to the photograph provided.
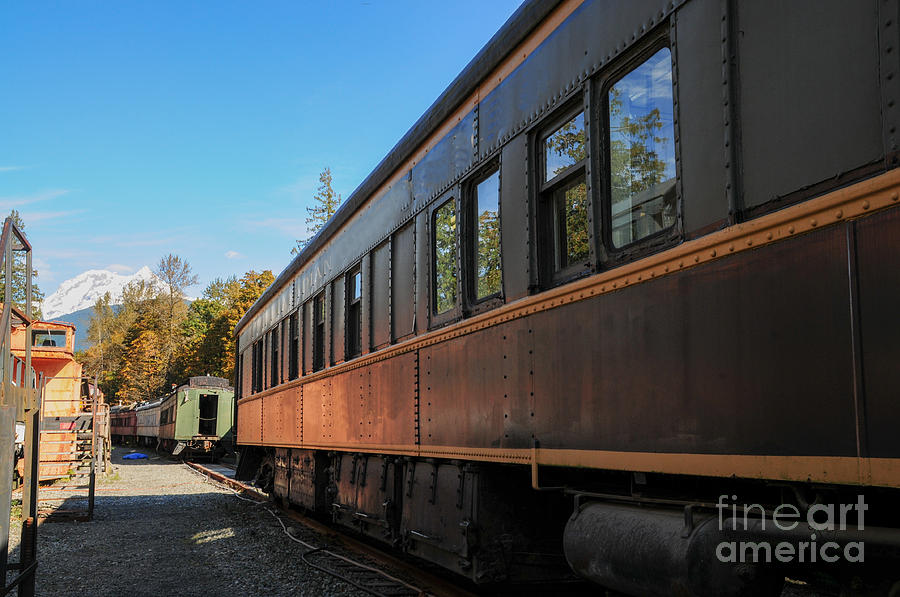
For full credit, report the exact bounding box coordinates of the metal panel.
[411,109,477,209]
[371,240,391,350]
[261,389,300,446]
[673,0,728,235]
[332,368,366,443]
[479,0,675,154]
[499,135,530,301]
[420,325,507,448]
[414,210,430,336]
[738,0,882,210]
[392,221,416,340]
[361,253,372,355]
[332,275,346,364]
[236,399,262,444]
[856,206,900,458]
[367,352,418,446]
[530,225,857,456]
[323,284,332,368]
[301,378,332,445]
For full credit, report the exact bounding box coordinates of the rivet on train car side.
[893,192,899,201]
[694,256,699,263]
[710,250,717,257]
[863,200,870,209]
[835,210,843,219]
[810,219,817,227]
[747,239,753,246]
[788,226,795,234]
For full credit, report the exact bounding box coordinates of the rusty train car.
[233,1,900,594]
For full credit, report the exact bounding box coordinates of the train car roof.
[135,400,163,411]
[235,0,560,336]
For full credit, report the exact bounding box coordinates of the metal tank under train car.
[233,0,900,594]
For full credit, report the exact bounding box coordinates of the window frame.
[312,291,326,372]
[270,325,279,388]
[429,190,462,328]
[535,99,594,288]
[595,29,681,263]
[345,263,362,359]
[463,161,504,314]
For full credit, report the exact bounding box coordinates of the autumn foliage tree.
[78,255,273,404]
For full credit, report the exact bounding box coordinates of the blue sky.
[0,0,523,298]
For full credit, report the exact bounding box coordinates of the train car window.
[346,265,362,358]
[432,198,458,314]
[288,311,299,380]
[313,292,326,372]
[606,47,676,248]
[539,110,589,283]
[255,339,263,393]
[471,169,502,301]
[270,326,279,387]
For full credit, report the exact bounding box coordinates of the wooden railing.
[0,217,43,597]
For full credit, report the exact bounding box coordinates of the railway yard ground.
[4,446,836,597]
[6,446,435,597]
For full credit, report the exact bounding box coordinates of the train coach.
[109,377,235,459]
[232,0,900,594]
[157,376,235,458]
[109,405,136,446]
[135,400,161,447]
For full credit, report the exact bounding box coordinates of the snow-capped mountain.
[42,266,157,320]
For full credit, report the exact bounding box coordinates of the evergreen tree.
[292,167,342,255]
[0,210,43,319]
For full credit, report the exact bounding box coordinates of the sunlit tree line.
[77,254,273,404]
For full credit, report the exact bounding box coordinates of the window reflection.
[608,48,676,248]
[544,112,586,183]
[554,180,589,269]
[433,199,457,314]
[474,171,501,299]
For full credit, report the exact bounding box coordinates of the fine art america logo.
[715,495,867,564]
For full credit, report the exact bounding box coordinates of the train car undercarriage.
[237,446,900,595]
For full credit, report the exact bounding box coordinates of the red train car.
[109,406,136,445]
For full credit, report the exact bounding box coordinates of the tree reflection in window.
[542,112,589,273]
[433,199,457,314]
[554,180,589,268]
[608,48,676,248]
[545,112,586,182]
[474,171,501,299]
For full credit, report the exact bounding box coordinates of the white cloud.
[0,189,69,211]
[0,166,25,173]
[18,209,84,223]
[224,250,242,259]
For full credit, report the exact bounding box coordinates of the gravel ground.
[9,446,373,597]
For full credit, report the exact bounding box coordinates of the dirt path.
[11,446,369,597]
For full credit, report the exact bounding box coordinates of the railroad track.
[187,462,474,597]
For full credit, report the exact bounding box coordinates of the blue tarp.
[122,452,148,460]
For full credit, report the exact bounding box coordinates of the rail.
[0,217,43,597]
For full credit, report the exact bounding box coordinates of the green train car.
[158,376,235,459]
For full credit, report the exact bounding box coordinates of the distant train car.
[157,376,235,458]
[134,400,161,447]
[109,405,136,445]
